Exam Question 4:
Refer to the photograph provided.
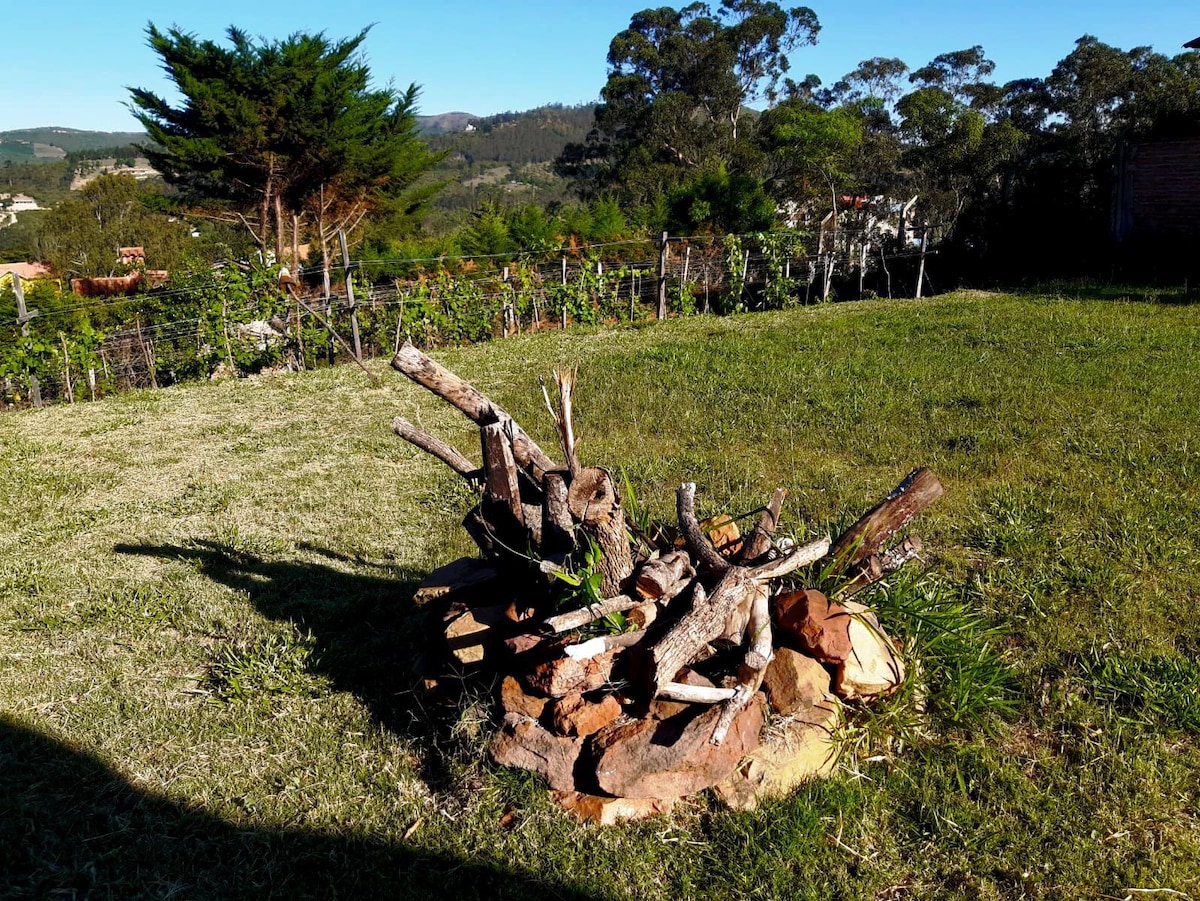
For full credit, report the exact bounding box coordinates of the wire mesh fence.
[4,227,939,411]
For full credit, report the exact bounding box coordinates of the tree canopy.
[561,2,819,221]
[129,24,439,265]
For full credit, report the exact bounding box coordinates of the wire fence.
[4,225,939,411]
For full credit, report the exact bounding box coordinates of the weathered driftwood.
[829,468,943,567]
[711,586,772,745]
[391,342,557,480]
[392,416,479,480]
[546,595,640,633]
[657,682,738,704]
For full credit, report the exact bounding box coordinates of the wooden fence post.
[60,334,74,403]
[561,256,568,329]
[657,231,669,319]
[338,229,363,361]
[13,276,41,408]
[915,226,929,299]
[322,257,334,364]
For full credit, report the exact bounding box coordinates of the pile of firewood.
[391,344,943,822]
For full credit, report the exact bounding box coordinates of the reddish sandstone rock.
[489,713,582,791]
[552,691,623,737]
[762,647,832,716]
[592,696,764,799]
[499,675,547,720]
[773,589,853,664]
[523,649,617,698]
[550,791,676,825]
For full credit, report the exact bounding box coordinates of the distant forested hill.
[0,128,147,164]
[426,104,594,165]
[419,105,595,230]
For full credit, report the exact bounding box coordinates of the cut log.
[590,511,634,598]
[829,468,943,568]
[391,342,557,480]
[391,417,480,481]
[635,550,695,600]
[568,467,617,525]
[740,487,786,563]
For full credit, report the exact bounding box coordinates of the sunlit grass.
[2,291,1199,899]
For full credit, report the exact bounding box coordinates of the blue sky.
[1,1,1196,132]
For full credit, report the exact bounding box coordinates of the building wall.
[1114,137,1200,240]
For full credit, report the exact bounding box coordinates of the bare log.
[747,535,831,582]
[711,587,772,746]
[650,573,766,693]
[677,483,732,574]
[565,627,651,660]
[627,601,660,630]
[481,422,524,526]
[391,342,557,480]
[546,595,640,633]
[541,472,576,553]
[829,468,943,568]
[740,487,786,563]
[591,510,635,598]
[392,417,479,480]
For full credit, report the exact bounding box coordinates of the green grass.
[2,291,1199,899]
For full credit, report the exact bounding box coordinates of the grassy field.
[2,291,1199,900]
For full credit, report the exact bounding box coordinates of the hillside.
[422,104,595,227]
[1,293,1198,898]
[0,128,147,164]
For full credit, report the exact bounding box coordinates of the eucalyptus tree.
[561,1,820,224]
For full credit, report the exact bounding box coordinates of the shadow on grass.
[1028,282,1200,306]
[0,714,602,900]
[114,540,478,790]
